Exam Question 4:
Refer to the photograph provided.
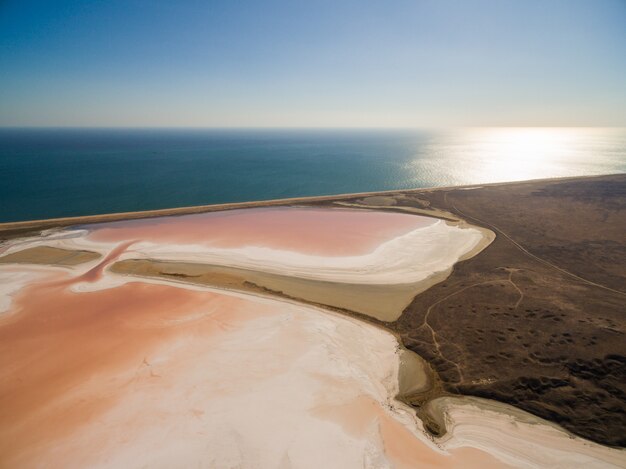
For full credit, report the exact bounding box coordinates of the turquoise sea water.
[1,127,625,223]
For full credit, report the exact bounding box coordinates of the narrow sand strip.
[0,245,100,266]
[109,258,420,321]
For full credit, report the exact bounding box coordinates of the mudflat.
[0,246,100,266]
[110,258,420,321]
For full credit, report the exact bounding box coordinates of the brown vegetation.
[366,175,626,447]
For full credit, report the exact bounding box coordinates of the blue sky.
[1,0,625,127]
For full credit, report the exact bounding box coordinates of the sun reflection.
[470,127,587,182]
[410,127,613,186]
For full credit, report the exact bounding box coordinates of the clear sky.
[1,0,625,127]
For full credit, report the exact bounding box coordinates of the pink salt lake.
[85,207,436,256]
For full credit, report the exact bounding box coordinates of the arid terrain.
[318,174,626,447]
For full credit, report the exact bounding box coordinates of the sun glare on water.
[408,127,621,187]
[474,127,584,182]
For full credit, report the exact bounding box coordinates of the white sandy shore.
[428,396,626,468]
[2,220,486,287]
[124,220,485,285]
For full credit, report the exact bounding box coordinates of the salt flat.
[0,204,623,468]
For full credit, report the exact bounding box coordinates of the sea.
[1,127,625,223]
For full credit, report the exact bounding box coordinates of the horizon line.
[1,125,625,130]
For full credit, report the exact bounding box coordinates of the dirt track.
[362,175,626,447]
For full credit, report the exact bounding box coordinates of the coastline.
[1,173,623,238]
[1,174,625,465]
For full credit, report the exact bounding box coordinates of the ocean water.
[1,127,625,223]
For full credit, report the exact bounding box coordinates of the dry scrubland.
[314,174,625,447]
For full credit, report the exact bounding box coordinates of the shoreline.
[1,173,623,237]
[1,173,625,462]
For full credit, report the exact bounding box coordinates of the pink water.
[85,207,436,256]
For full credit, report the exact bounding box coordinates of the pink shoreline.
[85,206,436,256]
